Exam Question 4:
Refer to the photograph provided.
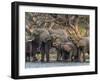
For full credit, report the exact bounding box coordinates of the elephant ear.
[31,28,40,38]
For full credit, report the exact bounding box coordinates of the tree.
[25,12,89,46]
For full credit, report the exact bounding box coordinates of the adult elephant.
[32,28,52,62]
[77,37,89,62]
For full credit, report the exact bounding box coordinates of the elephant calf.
[61,42,77,62]
[52,37,77,62]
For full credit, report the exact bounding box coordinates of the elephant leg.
[68,51,73,62]
[62,51,68,61]
[45,50,49,62]
[71,50,75,62]
[29,44,32,62]
[79,51,85,62]
[40,42,45,62]
[78,48,83,62]
[45,44,50,62]
[41,49,45,62]
[56,49,61,61]
[71,55,75,62]
[29,51,33,62]
[56,50,59,61]
[26,53,30,62]
[32,51,38,62]
[74,48,79,62]
[83,49,86,62]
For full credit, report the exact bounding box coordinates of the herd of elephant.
[25,28,89,62]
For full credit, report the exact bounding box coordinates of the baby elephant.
[53,37,77,62]
[61,42,77,62]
